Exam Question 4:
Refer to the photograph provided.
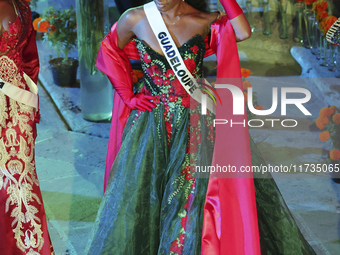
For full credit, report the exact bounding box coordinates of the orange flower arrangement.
[319,107,332,117]
[241,68,251,78]
[316,105,340,163]
[333,113,340,124]
[33,6,77,62]
[312,0,328,13]
[320,16,338,34]
[330,149,340,161]
[32,17,50,33]
[316,11,329,22]
[319,131,330,141]
[316,116,329,129]
[330,105,338,114]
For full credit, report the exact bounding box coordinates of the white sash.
[144,2,215,113]
[0,73,38,109]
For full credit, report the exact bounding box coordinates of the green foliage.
[41,6,77,62]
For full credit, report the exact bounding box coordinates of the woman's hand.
[124,92,157,112]
[106,73,157,112]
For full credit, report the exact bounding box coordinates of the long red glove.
[220,0,243,20]
[97,24,156,112]
[107,75,156,112]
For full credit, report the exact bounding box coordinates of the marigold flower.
[329,105,338,114]
[33,17,50,33]
[243,80,252,90]
[330,149,340,161]
[319,131,330,141]
[316,11,329,22]
[319,107,332,117]
[316,121,325,129]
[332,113,340,124]
[241,68,251,78]
[312,1,328,13]
[315,116,329,129]
[322,16,338,33]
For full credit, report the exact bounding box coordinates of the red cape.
[96,14,260,255]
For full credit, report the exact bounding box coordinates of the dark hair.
[185,0,209,12]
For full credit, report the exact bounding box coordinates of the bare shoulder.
[118,6,145,30]
[116,6,146,48]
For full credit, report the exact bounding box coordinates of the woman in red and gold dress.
[0,0,54,254]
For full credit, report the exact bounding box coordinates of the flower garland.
[316,106,340,161]
[312,0,337,35]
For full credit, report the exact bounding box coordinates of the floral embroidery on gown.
[0,2,54,254]
[86,35,215,255]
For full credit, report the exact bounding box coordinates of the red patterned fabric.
[0,1,54,254]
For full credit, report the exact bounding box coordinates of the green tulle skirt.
[85,104,316,255]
